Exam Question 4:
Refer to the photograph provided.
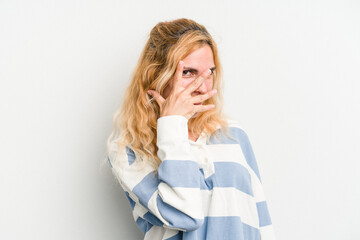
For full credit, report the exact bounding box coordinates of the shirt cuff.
[157,115,188,145]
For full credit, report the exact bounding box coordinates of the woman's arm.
[109,115,204,232]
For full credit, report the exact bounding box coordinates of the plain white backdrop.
[1,0,359,239]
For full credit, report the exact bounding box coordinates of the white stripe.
[161,229,180,239]
[116,159,155,190]
[148,184,204,220]
[157,144,195,161]
[260,224,276,240]
[143,225,166,240]
[133,202,148,218]
[206,143,246,163]
[201,187,260,228]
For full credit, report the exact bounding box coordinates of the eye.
[182,70,195,77]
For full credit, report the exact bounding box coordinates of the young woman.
[107,18,275,240]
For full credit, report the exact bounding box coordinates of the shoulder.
[208,117,251,145]
[209,118,262,181]
[107,140,137,169]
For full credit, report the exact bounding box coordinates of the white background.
[1,0,359,239]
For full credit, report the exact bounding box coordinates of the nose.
[195,81,207,94]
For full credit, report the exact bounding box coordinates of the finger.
[191,89,217,104]
[184,69,211,94]
[147,90,165,106]
[185,103,215,119]
[172,61,184,90]
[193,103,215,113]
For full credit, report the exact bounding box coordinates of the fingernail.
[147,90,152,95]
[210,104,215,108]
[179,61,184,66]
[211,89,217,94]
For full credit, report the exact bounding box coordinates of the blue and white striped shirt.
[108,115,275,240]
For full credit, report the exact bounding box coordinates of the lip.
[194,102,202,105]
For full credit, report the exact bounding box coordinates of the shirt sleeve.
[238,129,276,239]
[108,115,204,232]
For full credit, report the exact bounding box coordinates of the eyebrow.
[183,66,216,73]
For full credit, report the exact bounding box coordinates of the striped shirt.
[108,115,275,240]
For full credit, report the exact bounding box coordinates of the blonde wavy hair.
[106,18,229,172]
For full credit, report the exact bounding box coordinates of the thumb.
[147,90,165,106]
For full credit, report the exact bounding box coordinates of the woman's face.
[163,44,215,100]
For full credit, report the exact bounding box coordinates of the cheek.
[181,78,194,88]
[206,78,214,90]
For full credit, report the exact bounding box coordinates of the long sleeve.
[236,128,276,239]
[108,115,204,233]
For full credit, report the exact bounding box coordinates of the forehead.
[182,44,215,69]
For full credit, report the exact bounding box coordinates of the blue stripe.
[143,211,163,226]
[158,160,200,188]
[165,231,183,240]
[124,192,136,210]
[207,127,262,182]
[242,222,261,240]
[182,216,260,240]
[132,164,203,231]
[213,162,253,196]
[135,216,153,234]
[156,195,204,231]
[257,201,272,227]
[132,170,158,208]
[125,147,136,165]
[199,162,253,196]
